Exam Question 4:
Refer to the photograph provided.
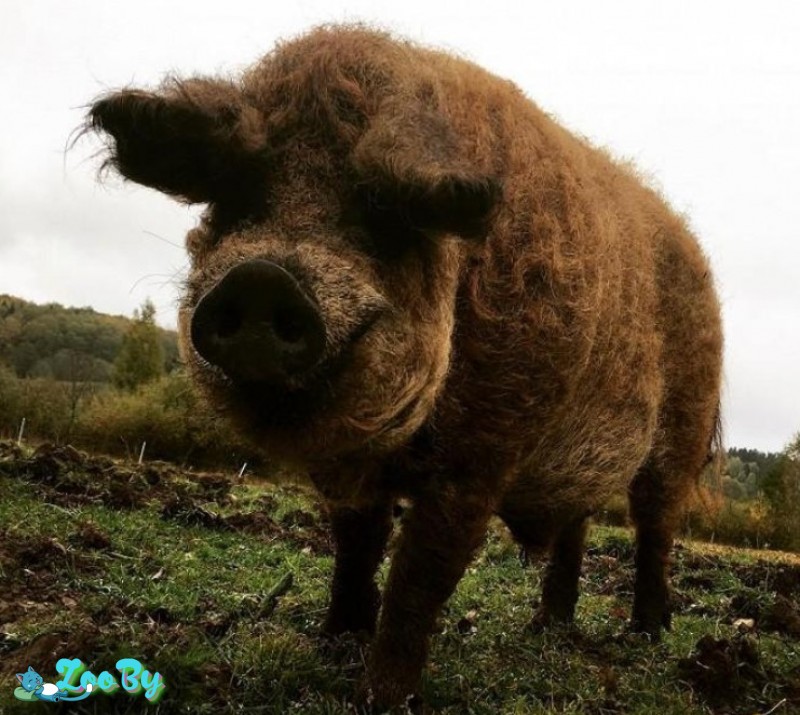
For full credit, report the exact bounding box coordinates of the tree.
[743,470,759,498]
[721,476,746,501]
[727,456,744,481]
[727,446,783,485]
[113,299,165,391]
[762,433,800,551]
[53,349,108,436]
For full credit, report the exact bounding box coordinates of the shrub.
[0,365,75,442]
[597,493,630,527]
[74,370,267,472]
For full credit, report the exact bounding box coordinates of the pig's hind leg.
[499,500,589,630]
[627,465,679,638]
[529,515,590,630]
[628,420,718,638]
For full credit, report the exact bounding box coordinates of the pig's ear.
[88,79,267,204]
[352,101,501,241]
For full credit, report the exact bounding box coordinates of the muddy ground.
[1,441,799,714]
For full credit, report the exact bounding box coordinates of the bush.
[763,448,800,552]
[0,363,23,433]
[0,365,75,442]
[596,493,630,527]
[74,370,267,472]
[594,484,788,552]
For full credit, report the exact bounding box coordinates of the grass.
[1,443,799,714]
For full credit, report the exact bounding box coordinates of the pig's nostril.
[217,308,242,339]
[273,309,306,345]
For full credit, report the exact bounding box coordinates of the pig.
[87,25,723,707]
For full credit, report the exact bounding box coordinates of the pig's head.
[87,34,500,462]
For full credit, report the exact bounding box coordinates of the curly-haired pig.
[88,25,723,707]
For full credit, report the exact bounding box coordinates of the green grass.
[1,445,798,714]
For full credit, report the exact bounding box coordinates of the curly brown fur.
[87,24,724,707]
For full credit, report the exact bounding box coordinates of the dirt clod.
[69,521,112,550]
[678,634,764,708]
[0,439,232,509]
[161,496,231,530]
[762,595,800,638]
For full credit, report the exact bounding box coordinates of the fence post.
[17,417,26,446]
[138,441,147,465]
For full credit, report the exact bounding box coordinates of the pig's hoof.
[323,607,379,637]
[361,651,424,713]
[526,609,574,635]
[323,588,380,636]
[357,679,424,714]
[630,602,671,640]
[628,612,668,641]
[628,619,664,642]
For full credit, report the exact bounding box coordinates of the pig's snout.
[190,260,326,383]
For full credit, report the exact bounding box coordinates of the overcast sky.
[1,1,798,452]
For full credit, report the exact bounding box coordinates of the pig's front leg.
[365,486,492,706]
[324,501,394,636]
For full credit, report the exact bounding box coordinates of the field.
[1,442,799,714]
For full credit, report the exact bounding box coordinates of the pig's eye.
[349,186,433,262]
[207,199,268,239]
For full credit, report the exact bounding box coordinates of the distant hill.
[0,294,179,380]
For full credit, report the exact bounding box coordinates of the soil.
[1,439,798,713]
